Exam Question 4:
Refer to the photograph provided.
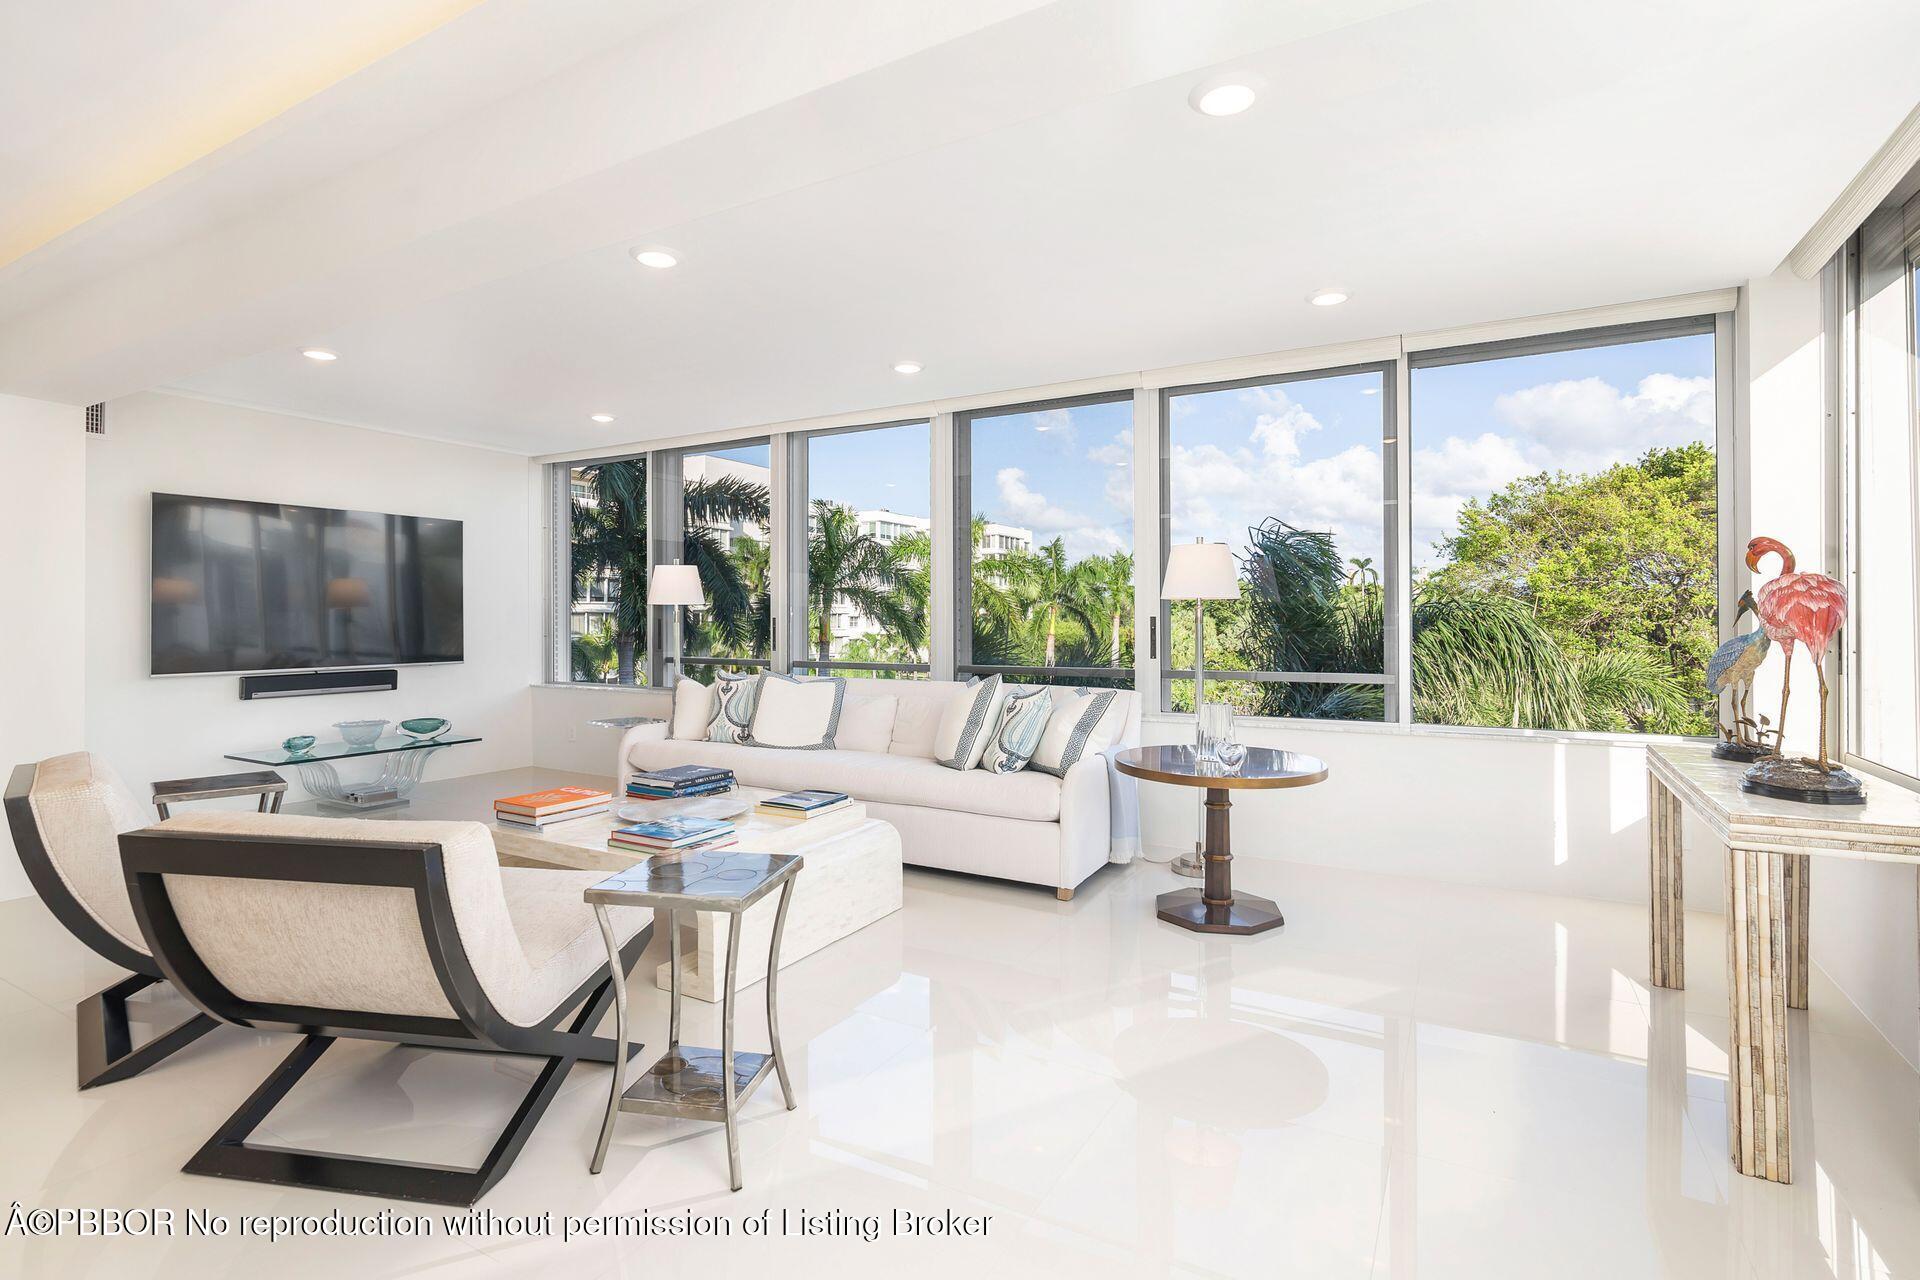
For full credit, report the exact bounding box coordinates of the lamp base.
[1170,849,1205,879]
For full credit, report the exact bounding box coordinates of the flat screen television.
[150,492,464,676]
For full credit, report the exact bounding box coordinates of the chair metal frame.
[119,825,650,1206]
[3,762,227,1089]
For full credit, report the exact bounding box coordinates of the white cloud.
[993,466,1129,560]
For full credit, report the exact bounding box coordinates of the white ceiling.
[3,0,1917,456]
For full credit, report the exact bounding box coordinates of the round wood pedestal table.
[1115,744,1329,936]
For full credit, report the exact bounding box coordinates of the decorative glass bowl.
[281,734,316,757]
[399,717,452,741]
[333,719,389,748]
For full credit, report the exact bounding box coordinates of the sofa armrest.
[1056,753,1113,893]
[615,721,672,795]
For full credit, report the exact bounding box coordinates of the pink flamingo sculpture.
[1746,536,1849,771]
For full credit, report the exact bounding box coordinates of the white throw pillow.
[671,678,715,741]
[1029,688,1124,776]
[707,672,759,744]
[746,674,846,749]
[977,686,1053,774]
[932,674,1005,771]
[836,693,898,754]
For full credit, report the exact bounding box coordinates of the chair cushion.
[625,738,1063,822]
[26,752,150,953]
[146,813,645,1028]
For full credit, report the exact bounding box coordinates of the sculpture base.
[1740,757,1867,806]
[1713,740,1772,764]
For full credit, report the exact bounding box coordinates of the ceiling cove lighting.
[301,348,338,361]
[631,248,678,269]
[1189,74,1261,117]
[590,414,615,423]
[1309,290,1349,307]
[892,361,923,375]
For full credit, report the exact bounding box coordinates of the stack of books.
[608,814,737,856]
[752,789,852,823]
[494,785,611,829]
[625,765,735,801]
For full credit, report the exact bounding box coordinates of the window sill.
[1141,709,1710,751]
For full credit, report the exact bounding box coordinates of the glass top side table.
[225,734,480,813]
[585,851,802,1190]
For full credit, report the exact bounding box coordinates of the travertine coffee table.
[489,784,901,1001]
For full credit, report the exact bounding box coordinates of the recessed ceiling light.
[590,414,615,423]
[1189,73,1262,117]
[893,361,923,375]
[1309,290,1349,307]
[631,248,678,269]
[301,348,337,361]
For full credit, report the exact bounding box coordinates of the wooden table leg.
[1725,844,1792,1183]
[1155,787,1285,936]
[1649,772,1684,990]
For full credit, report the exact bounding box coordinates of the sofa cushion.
[888,693,942,757]
[1031,688,1126,777]
[624,738,1063,822]
[932,675,1006,770]
[747,673,845,749]
[671,678,715,741]
[708,672,758,743]
[837,693,898,754]
[978,685,1053,774]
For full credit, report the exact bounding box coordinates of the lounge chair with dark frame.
[118,810,652,1206]
[2,753,285,1089]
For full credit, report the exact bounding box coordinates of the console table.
[1645,742,1920,1184]
[226,733,478,813]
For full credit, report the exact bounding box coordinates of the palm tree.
[807,502,923,660]
[569,462,769,683]
[993,537,1105,668]
[1238,517,1684,729]
[1084,551,1134,667]
[569,620,618,682]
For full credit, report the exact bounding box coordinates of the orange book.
[494,785,611,817]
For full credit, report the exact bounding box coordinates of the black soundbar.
[238,669,399,700]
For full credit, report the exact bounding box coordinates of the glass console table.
[226,734,481,813]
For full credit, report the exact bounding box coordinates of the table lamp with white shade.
[648,564,706,684]
[1161,538,1240,877]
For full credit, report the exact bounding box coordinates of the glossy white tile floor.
[2,855,1917,1279]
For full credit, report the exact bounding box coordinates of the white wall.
[530,683,672,776]
[1740,265,1920,1071]
[1137,716,1721,905]
[81,392,539,821]
[0,394,87,900]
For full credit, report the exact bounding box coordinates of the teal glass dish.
[399,717,452,741]
[281,734,317,756]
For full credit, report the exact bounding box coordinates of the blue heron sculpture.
[1707,590,1772,759]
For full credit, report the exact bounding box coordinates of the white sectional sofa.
[617,676,1137,898]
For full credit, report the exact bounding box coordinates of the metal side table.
[586,850,801,1190]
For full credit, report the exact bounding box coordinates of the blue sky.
[745,330,1715,572]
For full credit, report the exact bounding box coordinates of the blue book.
[627,779,733,799]
[613,815,736,847]
[761,789,849,811]
[636,765,734,787]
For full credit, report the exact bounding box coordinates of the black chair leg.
[183,977,634,1206]
[76,973,220,1090]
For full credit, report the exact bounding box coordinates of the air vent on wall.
[84,404,105,435]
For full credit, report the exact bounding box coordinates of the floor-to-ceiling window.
[677,440,773,684]
[1160,364,1392,717]
[1409,319,1720,734]
[562,457,648,684]
[1843,194,1920,781]
[956,393,1134,688]
[793,420,932,678]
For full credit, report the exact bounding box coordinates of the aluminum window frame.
[953,389,1138,686]
[546,452,653,687]
[669,435,777,678]
[1156,359,1400,719]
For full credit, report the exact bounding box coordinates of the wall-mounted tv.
[151,493,464,676]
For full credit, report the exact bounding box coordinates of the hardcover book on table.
[612,814,737,848]
[494,785,611,817]
[759,789,849,811]
[634,765,734,786]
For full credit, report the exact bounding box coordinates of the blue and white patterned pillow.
[706,672,759,744]
[978,686,1054,774]
[932,674,1005,771]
